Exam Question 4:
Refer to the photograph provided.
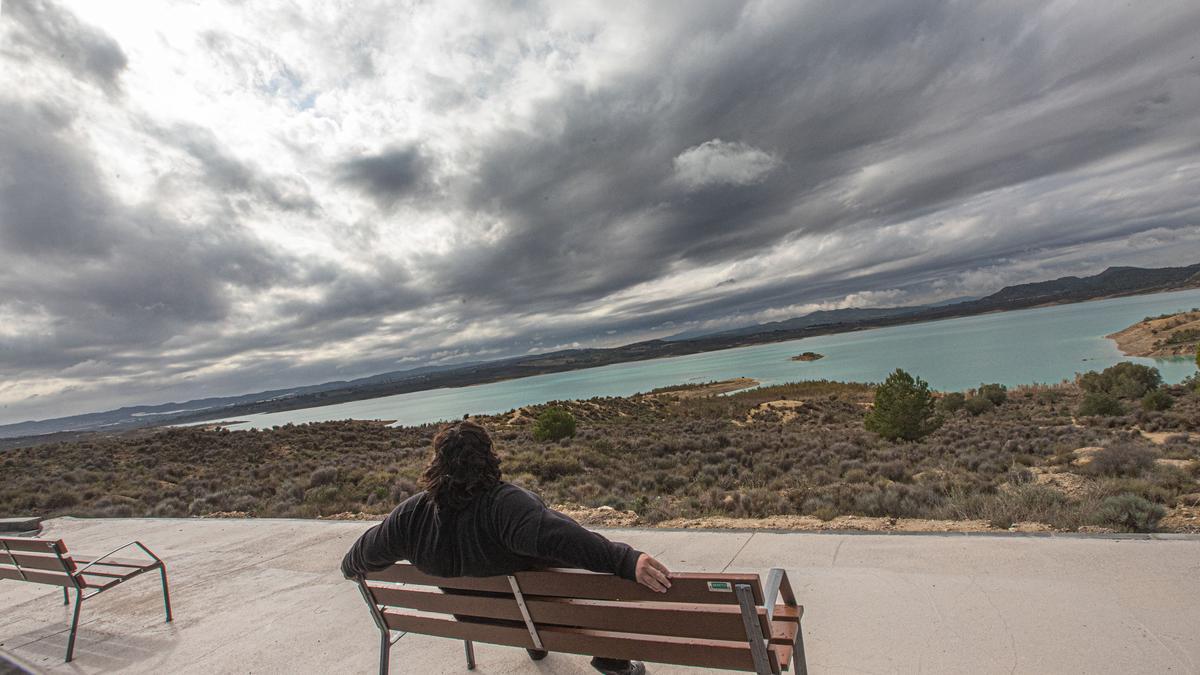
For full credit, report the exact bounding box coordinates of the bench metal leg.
[65,588,83,662]
[735,584,774,675]
[63,587,69,605]
[464,640,476,670]
[378,630,390,675]
[158,563,173,622]
[794,619,808,675]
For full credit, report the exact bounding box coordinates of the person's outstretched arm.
[494,486,672,592]
[340,501,412,579]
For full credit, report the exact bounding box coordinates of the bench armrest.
[76,541,162,574]
[763,568,796,620]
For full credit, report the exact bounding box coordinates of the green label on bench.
[707,581,733,593]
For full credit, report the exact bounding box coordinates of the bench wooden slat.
[0,551,76,573]
[770,617,799,645]
[773,605,801,622]
[0,538,67,554]
[367,564,764,605]
[382,611,782,673]
[0,565,84,588]
[368,585,771,640]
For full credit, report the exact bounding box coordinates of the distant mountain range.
[3,261,1198,443]
[663,296,980,342]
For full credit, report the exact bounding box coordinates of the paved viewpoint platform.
[2,519,1199,674]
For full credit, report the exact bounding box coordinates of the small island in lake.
[791,351,824,361]
[1107,310,1200,358]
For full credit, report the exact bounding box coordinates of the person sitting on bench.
[341,419,673,675]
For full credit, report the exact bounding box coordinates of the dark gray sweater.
[341,482,641,581]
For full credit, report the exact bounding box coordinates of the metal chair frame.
[0,538,172,662]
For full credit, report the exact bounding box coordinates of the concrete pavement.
[1,518,1198,674]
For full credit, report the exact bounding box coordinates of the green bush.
[1094,493,1165,532]
[977,383,1008,406]
[1084,443,1156,477]
[532,407,577,442]
[963,396,994,416]
[1035,389,1063,405]
[1078,392,1124,417]
[1186,373,1200,395]
[1141,389,1174,412]
[865,369,941,441]
[1078,362,1162,399]
[938,392,966,413]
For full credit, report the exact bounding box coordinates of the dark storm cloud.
[280,258,429,326]
[0,99,299,374]
[338,146,435,208]
[0,101,117,257]
[1,0,127,94]
[420,1,1200,321]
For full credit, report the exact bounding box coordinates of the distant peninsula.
[1108,310,1200,358]
[791,352,824,361]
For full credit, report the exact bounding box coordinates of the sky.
[2,0,1200,424]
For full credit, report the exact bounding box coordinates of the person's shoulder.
[391,490,432,518]
[490,482,546,509]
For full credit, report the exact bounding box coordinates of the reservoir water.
[203,289,1200,430]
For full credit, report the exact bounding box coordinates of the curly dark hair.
[420,420,502,510]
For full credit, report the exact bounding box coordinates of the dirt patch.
[1160,506,1200,533]
[1010,521,1057,533]
[655,514,1000,532]
[1070,446,1105,467]
[554,504,640,527]
[506,408,534,426]
[1157,458,1198,471]
[1030,467,1091,497]
[737,399,810,425]
[317,512,388,521]
[1141,430,1200,445]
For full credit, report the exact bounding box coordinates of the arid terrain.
[4,373,1199,534]
[1108,309,1200,357]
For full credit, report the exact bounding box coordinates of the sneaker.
[526,648,548,661]
[590,659,646,675]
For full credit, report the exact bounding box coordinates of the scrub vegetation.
[3,365,1199,533]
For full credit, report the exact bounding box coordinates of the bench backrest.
[362,564,793,673]
[0,537,86,588]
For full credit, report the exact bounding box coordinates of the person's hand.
[635,553,672,593]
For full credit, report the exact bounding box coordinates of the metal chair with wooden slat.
[357,563,807,675]
[0,536,172,662]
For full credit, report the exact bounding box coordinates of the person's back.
[341,419,671,675]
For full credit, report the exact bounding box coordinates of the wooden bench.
[357,564,807,675]
[0,536,172,662]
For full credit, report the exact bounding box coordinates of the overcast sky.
[2,0,1200,423]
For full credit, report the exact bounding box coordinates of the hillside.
[4,377,1199,533]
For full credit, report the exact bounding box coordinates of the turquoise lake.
[207,288,1200,430]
